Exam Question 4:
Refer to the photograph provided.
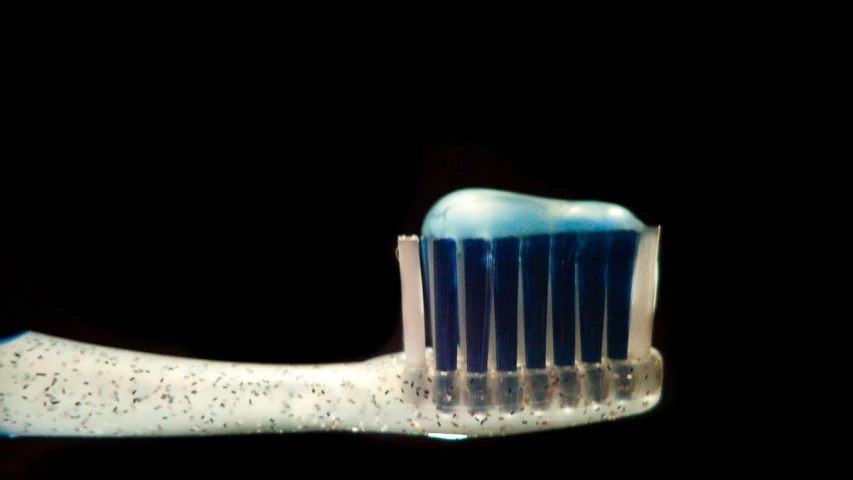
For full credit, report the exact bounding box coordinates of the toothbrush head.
[416,188,662,416]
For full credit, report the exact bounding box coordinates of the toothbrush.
[0,189,662,440]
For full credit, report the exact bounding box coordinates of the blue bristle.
[550,233,580,366]
[463,239,491,373]
[606,230,640,360]
[521,234,550,369]
[420,238,433,347]
[433,239,459,372]
[577,232,609,363]
[492,237,519,371]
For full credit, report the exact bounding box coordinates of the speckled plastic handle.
[0,331,662,439]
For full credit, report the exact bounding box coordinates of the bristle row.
[421,230,641,374]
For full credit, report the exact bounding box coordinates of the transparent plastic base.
[427,354,662,417]
[608,357,662,400]
[581,363,608,404]
[556,366,581,408]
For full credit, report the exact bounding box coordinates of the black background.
[0,75,732,475]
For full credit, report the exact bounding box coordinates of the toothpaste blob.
[419,189,652,409]
[421,189,644,239]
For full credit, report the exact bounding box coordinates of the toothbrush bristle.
[577,231,609,363]
[462,239,491,373]
[521,234,550,369]
[606,230,641,360]
[420,238,433,347]
[432,238,458,372]
[550,232,579,367]
[492,237,519,372]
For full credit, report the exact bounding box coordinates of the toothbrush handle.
[0,332,403,437]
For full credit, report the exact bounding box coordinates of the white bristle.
[397,235,425,367]
[628,226,661,360]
